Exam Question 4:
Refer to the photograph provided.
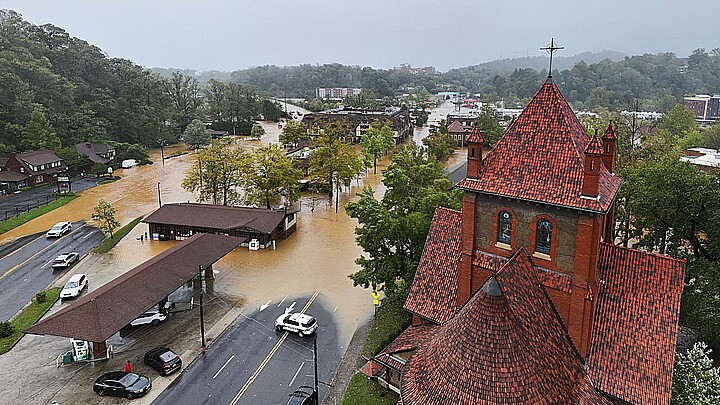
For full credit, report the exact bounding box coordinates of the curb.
[321,318,373,405]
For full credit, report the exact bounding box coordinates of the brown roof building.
[1,150,66,188]
[302,107,412,144]
[73,142,116,164]
[366,80,685,404]
[143,203,297,248]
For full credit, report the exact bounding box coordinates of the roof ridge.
[599,241,687,264]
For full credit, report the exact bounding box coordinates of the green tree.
[184,119,211,150]
[279,120,309,147]
[361,120,395,174]
[345,143,463,298]
[250,122,265,139]
[18,105,61,151]
[423,119,455,163]
[181,139,246,205]
[672,342,720,404]
[162,71,202,133]
[309,122,364,203]
[473,107,504,147]
[91,198,121,237]
[242,144,302,209]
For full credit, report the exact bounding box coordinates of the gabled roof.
[400,249,609,404]
[585,135,604,155]
[455,82,621,213]
[466,127,484,144]
[601,123,618,140]
[16,150,63,166]
[73,143,112,164]
[587,243,685,405]
[403,207,461,324]
[143,203,288,234]
[446,120,466,134]
[25,233,241,342]
[373,324,436,371]
[0,170,30,182]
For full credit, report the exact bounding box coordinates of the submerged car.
[275,312,317,337]
[143,347,182,376]
[60,273,88,300]
[46,221,72,238]
[93,371,151,399]
[124,310,167,329]
[51,252,79,269]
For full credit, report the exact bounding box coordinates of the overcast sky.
[3,0,717,72]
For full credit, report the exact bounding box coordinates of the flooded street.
[0,100,466,404]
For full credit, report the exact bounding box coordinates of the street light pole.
[157,182,162,208]
[199,264,206,349]
[158,138,165,166]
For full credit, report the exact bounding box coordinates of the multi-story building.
[315,87,362,100]
[684,94,720,123]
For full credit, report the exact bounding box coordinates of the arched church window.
[497,211,512,244]
[536,219,552,254]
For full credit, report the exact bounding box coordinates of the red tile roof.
[585,135,604,155]
[455,82,621,213]
[374,324,436,371]
[466,127,484,144]
[601,123,618,140]
[587,243,685,405]
[401,249,609,404]
[403,207,462,324]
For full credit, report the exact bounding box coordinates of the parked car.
[143,347,182,376]
[286,386,316,405]
[124,310,167,329]
[93,371,151,399]
[275,312,317,337]
[51,252,80,269]
[121,159,139,169]
[60,273,88,300]
[46,221,72,238]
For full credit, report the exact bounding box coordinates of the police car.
[275,313,317,337]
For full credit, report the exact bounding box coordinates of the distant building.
[73,142,116,164]
[394,63,436,75]
[681,147,720,171]
[302,107,412,144]
[315,87,362,100]
[684,94,720,123]
[0,150,66,190]
[446,120,469,146]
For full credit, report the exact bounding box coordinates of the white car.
[275,313,318,337]
[51,252,80,269]
[46,221,72,238]
[60,274,88,300]
[124,310,167,329]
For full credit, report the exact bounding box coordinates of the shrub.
[0,322,14,338]
[35,290,47,303]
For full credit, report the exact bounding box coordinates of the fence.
[1,194,60,222]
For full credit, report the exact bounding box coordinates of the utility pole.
[157,138,166,166]
[199,264,206,348]
[313,338,319,404]
[157,182,162,207]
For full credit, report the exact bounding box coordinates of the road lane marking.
[277,295,288,307]
[289,362,304,386]
[0,234,45,262]
[213,355,235,379]
[82,231,95,239]
[40,259,53,269]
[260,300,271,311]
[228,292,319,405]
[333,305,338,313]
[0,224,87,281]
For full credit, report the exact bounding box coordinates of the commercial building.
[302,107,412,144]
[315,87,362,100]
[684,94,720,123]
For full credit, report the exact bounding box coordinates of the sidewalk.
[322,319,372,405]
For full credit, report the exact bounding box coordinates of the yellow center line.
[0,227,81,281]
[228,291,319,405]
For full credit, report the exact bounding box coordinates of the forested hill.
[452,50,627,73]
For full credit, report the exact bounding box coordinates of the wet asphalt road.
[0,221,106,321]
[153,293,340,405]
[0,177,98,220]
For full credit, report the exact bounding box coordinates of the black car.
[93,371,151,399]
[143,347,182,376]
[286,386,317,405]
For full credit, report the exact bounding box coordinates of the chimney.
[466,128,485,179]
[582,134,603,198]
[601,123,618,173]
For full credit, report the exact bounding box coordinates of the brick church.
[364,79,685,404]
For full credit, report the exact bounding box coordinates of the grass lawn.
[341,372,399,405]
[0,287,61,354]
[93,216,144,254]
[362,296,411,359]
[0,195,78,235]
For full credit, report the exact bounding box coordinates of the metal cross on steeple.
[541,38,564,79]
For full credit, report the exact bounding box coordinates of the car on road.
[143,347,182,376]
[286,386,316,405]
[51,252,79,269]
[275,312,317,337]
[60,273,88,300]
[124,310,167,329]
[46,221,72,238]
[93,371,152,399]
